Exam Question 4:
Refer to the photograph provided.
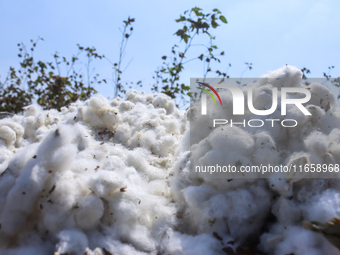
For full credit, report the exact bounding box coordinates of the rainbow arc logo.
[197,82,222,106]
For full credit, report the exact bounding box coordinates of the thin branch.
[122,58,133,73]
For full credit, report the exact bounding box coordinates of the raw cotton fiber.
[0,66,340,254]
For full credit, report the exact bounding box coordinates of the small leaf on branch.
[219,15,228,23]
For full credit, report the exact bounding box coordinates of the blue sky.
[1,0,339,99]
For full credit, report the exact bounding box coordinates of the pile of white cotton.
[0,65,340,255]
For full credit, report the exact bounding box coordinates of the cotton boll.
[85,170,124,197]
[162,229,221,255]
[24,104,41,117]
[114,122,132,144]
[222,186,271,240]
[21,116,43,142]
[0,125,16,148]
[108,201,162,252]
[328,128,340,162]
[152,93,175,114]
[42,205,75,236]
[181,184,271,242]
[272,197,301,225]
[284,104,308,140]
[40,175,83,234]
[300,105,326,137]
[75,193,104,230]
[274,226,337,255]
[126,89,146,103]
[307,82,337,111]
[138,129,158,152]
[122,224,157,252]
[320,111,340,134]
[302,189,340,223]
[268,178,293,197]
[305,130,328,148]
[43,113,61,129]
[248,84,277,111]
[293,179,329,204]
[101,109,120,128]
[83,96,119,129]
[43,143,77,172]
[71,124,91,152]
[260,65,303,88]
[21,107,60,143]
[169,152,192,202]
[141,118,160,129]
[0,148,13,164]
[110,97,122,107]
[146,180,170,197]
[118,101,135,112]
[260,225,336,255]
[86,231,152,255]
[158,135,177,157]
[0,164,50,236]
[102,153,126,171]
[32,125,78,172]
[191,126,255,180]
[35,125,52,141]
[176,184,217,234]
[56,229,88,255]
[0,120,24,148]
[126,151,167,181]
[54,169,86,200]
[88,95,107,110]
[304,131,328,161]
[164,117,181,135]
[258,223,286,254]
[2,143,40,179]
[253,132,279,166]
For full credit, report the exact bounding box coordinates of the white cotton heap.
[0,91,185,255]
[171,65,340,255]
[0,65,340,255]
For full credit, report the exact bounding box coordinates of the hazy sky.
[1,0,339,98]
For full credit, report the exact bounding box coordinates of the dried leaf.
[213,231,223,241]
[49,185,56,194]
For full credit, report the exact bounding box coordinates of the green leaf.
[211,20,218,28]
[175,16,186,22]
[175,29,184,37]
[213,8,221,14]
[191,7,202,12]
[183,34,189,43]
[219,15,228,23]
